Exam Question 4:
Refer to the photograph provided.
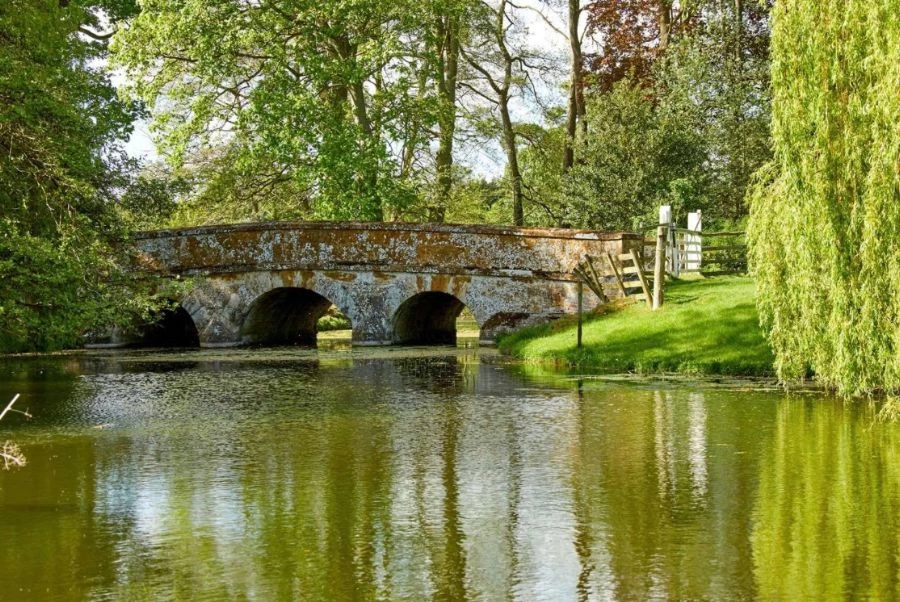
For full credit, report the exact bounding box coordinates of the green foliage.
[0,222,177,353]
[442,173,506,225]
[516,121,569,226]
[0,0,135,236]
[119,163,192,229]
[111,0,444,222]
[316,314,352,332]
[160,145,316,227]
[562,81,707,231]
[536,4,772,231]
[747,0,900,395]
[0,0,171,353]
[499,277,774,376]
[655,17,772,222]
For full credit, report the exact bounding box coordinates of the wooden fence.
[572,207,746,345]
[643,227,747,277]
[576,206,747,318]
[575,249,654,310]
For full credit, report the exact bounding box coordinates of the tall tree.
[0,0,168,352]
[654,1,772,221]
[531,0,590,175]
[748,0,900,396]
[562,0,588,173]
[562,81,706,230]
[538,0,771,231]
[426,0,464,222]
[460,0,544,226]
[113,0,439,222]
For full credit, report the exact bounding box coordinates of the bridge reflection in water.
[0,354,897,600]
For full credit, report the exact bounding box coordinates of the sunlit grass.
[457,307,480,340]
[498,276,774,376]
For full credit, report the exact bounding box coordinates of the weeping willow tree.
[747,0,900,396]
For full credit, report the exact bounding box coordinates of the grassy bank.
[498,276,774,376]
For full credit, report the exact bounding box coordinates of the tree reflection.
[3,357,899,600]
[751,400,900,600]
[568,386,773,599]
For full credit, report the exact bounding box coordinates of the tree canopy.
[747,0,900,396]
[0,0,171,353]
[111,0,772,231]
[112,0,453,221]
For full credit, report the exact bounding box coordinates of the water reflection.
[751,400,900,600]
[0,353,897,600]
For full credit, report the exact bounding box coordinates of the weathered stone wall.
[132,222,641,346]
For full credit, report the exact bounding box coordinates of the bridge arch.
[138,304,200,348]
[240,286,351,346]
[391,291,476,345]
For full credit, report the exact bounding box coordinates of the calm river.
[0,345,898,601]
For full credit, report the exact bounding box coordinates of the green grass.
[498,276,774,377]
[316,314,352,331]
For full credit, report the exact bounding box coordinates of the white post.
[659,205,672,228]
[686,210,702,272]
[659,205,676,276]
[653,225,666,309]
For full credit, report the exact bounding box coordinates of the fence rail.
[576,207,746,318]
[642,222,746,277]
[575,249,654,309]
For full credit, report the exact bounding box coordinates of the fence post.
[576,281,583,347]
[659,205,672,230]
[686,210,702,272]
[653,225,666,310]
[659,205,677,277]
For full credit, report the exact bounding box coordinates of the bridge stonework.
[132,222,640,347]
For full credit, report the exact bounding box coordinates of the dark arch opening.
[139,305,200,348]
[392,292,471,345]
[241,287,347,347]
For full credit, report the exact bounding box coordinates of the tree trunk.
[330,33,381,220]
[658,1,672,54]
[349,81,372,136]
[497,0,523,225]
[432,13,460,223]
[499,92,523,226]
[462,0,524,225]
[563,0,583,173]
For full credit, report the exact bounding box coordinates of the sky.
[124,118,156,161]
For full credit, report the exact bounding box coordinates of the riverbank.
[498,276,774,377]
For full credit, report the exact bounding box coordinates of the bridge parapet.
[128,222,641,347]
[135,221,639,280]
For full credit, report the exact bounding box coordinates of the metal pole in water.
[577,281,583,348]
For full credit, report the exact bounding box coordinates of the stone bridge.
[129,222,641,347]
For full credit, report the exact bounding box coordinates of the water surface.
[0,348,897,600]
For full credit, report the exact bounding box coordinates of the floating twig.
[1,394,29,470]
[0,394,31,422]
